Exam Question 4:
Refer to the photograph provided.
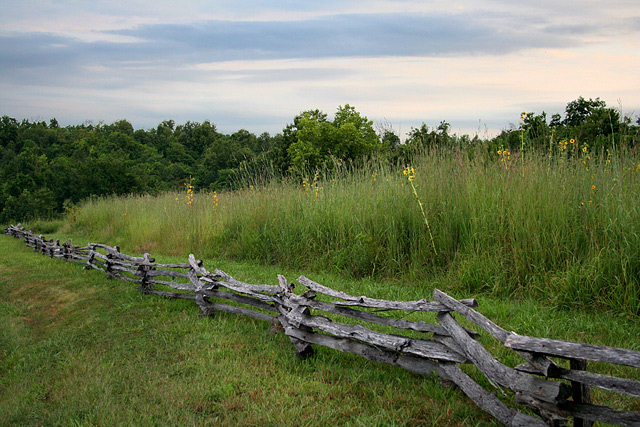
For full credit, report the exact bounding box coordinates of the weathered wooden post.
[104,246,119,279]
[188,254,215,317]
[569,358,594,427]
[136,252,154,294]
[84,244,96,270]
[32,234,42,251]
[276,275,314,359]
[50,239,60,258]
[62,239,73,262]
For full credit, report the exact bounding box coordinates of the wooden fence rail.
[4,224,640,427]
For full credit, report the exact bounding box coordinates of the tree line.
[1,98,638,222]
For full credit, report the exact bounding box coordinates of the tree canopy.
[0,98,637,222]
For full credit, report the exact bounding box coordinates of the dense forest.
[1,97,638,223]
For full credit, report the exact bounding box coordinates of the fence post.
[276,275,314,359]
[84,244,96,270]
[187,256,215,317]
[137,252,154,294]
[570,358,594,427]
[63,239,72,262]
[104,245,119,280]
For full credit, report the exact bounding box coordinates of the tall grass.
[65,144,640,317]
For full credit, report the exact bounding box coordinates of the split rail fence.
[4,224,640,426]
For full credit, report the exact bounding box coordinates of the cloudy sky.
[1,1,639,137]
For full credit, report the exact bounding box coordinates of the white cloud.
[0,1,639,136]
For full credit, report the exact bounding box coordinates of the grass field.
[2,228,640,426]
[66,145,640,318]
[3,143,640,425]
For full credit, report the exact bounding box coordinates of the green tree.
[381,129,401,151]
[287,113,334,171]
[563,97,620,141]
[149,120,177,156]
[286,105,381,172]
[402,121,453,156]
[176,120,219,159]
[0,116,19,150]
[520,111,551,149]
[331,104,381,160]
[196,133,254,189]
[272,109,328,173]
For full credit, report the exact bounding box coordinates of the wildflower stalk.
[520,111,528,177]
[404,167,438,256]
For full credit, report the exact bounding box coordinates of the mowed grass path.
[1,234,639,426]
[0,235,495,426]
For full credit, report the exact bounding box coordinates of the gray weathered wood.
[286,290,480,339]
[437,312,572,404]
[292,295,453,336]
[209,276,282,304]
[514,393,640,427]
[106,264,140,276]
[434,289,565,378]
[276,275,314,359]
[93,257,143,270]
[570,359,594,427]
[186,259,281,302]
[195,293,215,317]
[203,289,278,313]
[515,362,640,397]
[432,333,469,359]
[142,269,191,280]
[206,301,276,323]
[438,362,549,426]
[149,262,192,269]
[138,287,196,300]
[505,334,640,368]
[276,314,314,359]
[285,308,467,363]
[145,279,194,291]
[187,261,213,317]
[434,288,509,342]
[89,243,155,263]
[214,269,281,294]
[515,351,563,379]
[284,326,443,378]
[299,276,478,311]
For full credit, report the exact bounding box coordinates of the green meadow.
[3,113,640,425]
[67,144,640,318]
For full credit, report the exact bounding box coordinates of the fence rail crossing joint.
[4,224,640,427]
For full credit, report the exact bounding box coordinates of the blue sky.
[1,1,639,136]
